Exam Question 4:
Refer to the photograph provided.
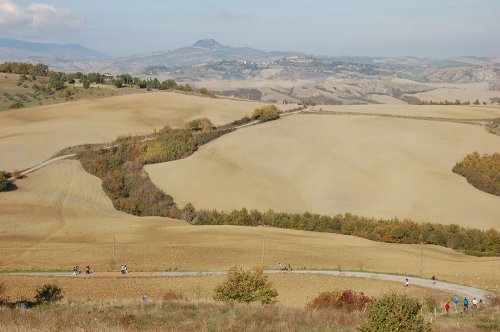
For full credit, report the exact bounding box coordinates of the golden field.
[0,274,453,308]
[0,91,267,170]
[146,112,500,229]
[0,160,499,291]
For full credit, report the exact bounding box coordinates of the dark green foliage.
[453,152,500,196]
[307,289,373,312]
[8,101,24,109]
[213,267,278,305]
[0,172,9,191]
[82,80,90,89]
[34,284,63,304]
[0,62,48,76]
[358,293,430,332]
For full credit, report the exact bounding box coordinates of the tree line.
[453,152,500,196]
[76,115,500,256]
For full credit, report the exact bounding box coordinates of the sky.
[0,0,499,57]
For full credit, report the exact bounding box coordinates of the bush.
[34,284,63,304]
[251,105,280,122]
[163,289,186,301]
[0,172,9,192]
[186,118,214,131]
[358,293,430,332]
[213,266,278,305]
[424,296,437,313]
[307,289,373,312]
[8,101,24,109]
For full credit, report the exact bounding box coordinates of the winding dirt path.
[1,269,490,300]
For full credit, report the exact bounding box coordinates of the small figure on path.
[142,294,149,304]
[405,278,409,287]
[463,297,469,311]
[472,298,478,309]
[85,265,91,275]
[454,295,459,311]
[278,262,284,271]
[479,299,484,309]
[287,263,292,271]
[124,265,128,274]
[431,275,436,285]
[120,265,127,274]
[72,265,80,276]
[445,302,450,314]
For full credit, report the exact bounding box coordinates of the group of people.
[404,276,484,314]
[120,265,129,274]
[72,265,92,276]
[278,262,292,271]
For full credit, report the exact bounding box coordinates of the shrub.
[0,172,10,192]
[186,118,214,131]
[307,289,373,312]
[358,293,430,332]
[424,296,437,313]
[251,105,280,122]
[8,101,24,109]
[213,266,278,305]
[34,284,63,304]
[163,289,186,301]
[83,81,90,89]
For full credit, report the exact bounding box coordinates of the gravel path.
[2,269,489,300]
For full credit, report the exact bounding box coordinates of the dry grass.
[0,90,265,170]
[0,73,143,112]
[311,103,500,119]
[146,113,500,229]
[0,300,369,332]
[0,160,499,290]
[0,274,452,308]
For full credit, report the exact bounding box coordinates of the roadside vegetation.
[1,279,497,331]
[453,152,500,196]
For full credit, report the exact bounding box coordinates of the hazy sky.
[1,0,499,57]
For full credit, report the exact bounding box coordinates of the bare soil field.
[0,91,265,170]
[146,112,500,230]
[0,274,453,308]
[311,104,500,119]
[1,160,499,291]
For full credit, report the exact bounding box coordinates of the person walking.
[464,297,469,311]
[445,302,451,314]
[454,295,459,312]
[85,265,91,275]
[142,294,149,304]
[405,278,409,287]
[431,275,436,285]
[472,298,478,309]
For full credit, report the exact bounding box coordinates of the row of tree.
[453,152,500,196]
[76,116,499,255]
[0,62,48,76]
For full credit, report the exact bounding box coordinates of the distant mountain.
[112,39,305,72]
[0,37,107,60]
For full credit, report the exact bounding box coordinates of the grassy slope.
[0,160,498,291]
[0,73,143,112]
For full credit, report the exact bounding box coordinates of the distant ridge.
[193,39,225,49]
[0,37,107,60]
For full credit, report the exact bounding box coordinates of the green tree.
[214,266,278,305]
[358,293,430,332]
[0,172,10,191]
[34,284,63,304]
